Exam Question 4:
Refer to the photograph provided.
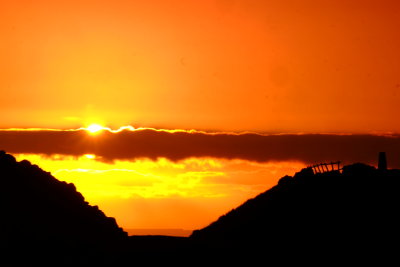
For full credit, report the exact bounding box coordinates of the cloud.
[1,129,400,166]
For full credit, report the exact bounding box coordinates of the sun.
[86,124,105,134]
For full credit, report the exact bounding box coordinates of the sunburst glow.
[86,124,105,134]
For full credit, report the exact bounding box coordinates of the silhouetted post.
[320,164,324,172]
[378,152,387,171]
[323,163,329,172]
[330,162,334,171]
[312,165,317,173]
[316,164,322,173]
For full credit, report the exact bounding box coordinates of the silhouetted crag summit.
[0,151,127,264]
[191,163,400,261]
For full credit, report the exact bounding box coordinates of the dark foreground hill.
[0,151,127,264]
[191,163,400,262]
[2,150,400,264]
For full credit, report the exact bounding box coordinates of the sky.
[1,0,400,235]
[1,0,400,132]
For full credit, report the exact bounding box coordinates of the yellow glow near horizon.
[13,153,306,230]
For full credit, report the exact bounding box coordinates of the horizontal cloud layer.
[1,129,399,166]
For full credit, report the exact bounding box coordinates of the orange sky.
[1,0,399,132]
[1,0,400,235]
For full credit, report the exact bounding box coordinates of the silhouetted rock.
[0,151,127,264]
[191,163,400,262]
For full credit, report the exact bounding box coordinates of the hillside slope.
[191,163,400,259]
[0,151,127,263]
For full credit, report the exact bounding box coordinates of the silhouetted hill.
[0,151,127,264]
[191,163,400,262]
[3,149,400,264]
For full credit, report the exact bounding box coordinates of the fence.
[309,161,341,174]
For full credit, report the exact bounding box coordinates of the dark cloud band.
[0,129,399,166]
